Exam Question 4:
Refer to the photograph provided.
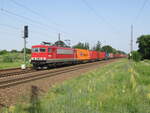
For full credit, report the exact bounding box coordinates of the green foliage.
[6,59,150,113]
[92,41,101,51]
[73,42,89,49]
[0,53,31,69]
[131,51,141,62]
[137,35,150,59]
[116,50,126,54]
[54,40,69,47]
[21,48,31,54]
[10,49,19,53]
[0,50,8,55]
[101,45,116,53]
[2,55,14,62]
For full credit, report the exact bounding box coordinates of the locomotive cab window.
[32,48,46,52]
[48,48,52,53]
[39,48,46,52]
[32,48,39,52]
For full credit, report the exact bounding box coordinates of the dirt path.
[0,59,120,108]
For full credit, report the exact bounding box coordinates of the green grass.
[0,53,31,69]
[2,59,150,113]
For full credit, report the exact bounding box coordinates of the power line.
[1,10,59,37]
[0,0,4,10]
[0,8,62,34]
[81,0,121,35]
[9,0,69,34]
[0,23,55,39]
[0,23,19,30]
[10,0,62,27]
[134,0,149,24]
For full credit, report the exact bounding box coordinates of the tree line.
[0,48,31,55]
[72,41,126,54]
[131,34,150,61]
[0,40,126,55]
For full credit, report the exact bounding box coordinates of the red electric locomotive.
[31,45,76,68]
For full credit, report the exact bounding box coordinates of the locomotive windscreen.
[32,48,46,53]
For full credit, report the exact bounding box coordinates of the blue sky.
[0,0,150,53]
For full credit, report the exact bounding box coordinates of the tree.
[11,49,18,53]
[0,50,8,55]
[54,40,68,47]
[116,50,126,54]
[137,35,150,59]
[101,45,116,53]
[131,51,141,62]
[92,41,101,51]
[84,42,90,50]
[21,48,31,54]
[73,42,89,49]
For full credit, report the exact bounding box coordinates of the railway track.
[0,67,35,78]
[0,60,114,89]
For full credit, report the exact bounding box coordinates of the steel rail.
[0,60,112,88]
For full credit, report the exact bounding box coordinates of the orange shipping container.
[75,49,90,60]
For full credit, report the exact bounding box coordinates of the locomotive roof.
[32,45,74,50]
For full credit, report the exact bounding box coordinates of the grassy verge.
[0,53,31,69]
[2,59,150,113]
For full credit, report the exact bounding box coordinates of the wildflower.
[9,106,15,113]
[147,93,150,99]
[87,100,91,105]
[79,89,82,93]
[122,89,125,93]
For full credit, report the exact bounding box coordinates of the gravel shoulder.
[0,59,120,108]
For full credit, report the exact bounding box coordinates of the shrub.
[11,49,19,53]
[0,50,8,55]
[3,55,14,62]
[131,51,142,62]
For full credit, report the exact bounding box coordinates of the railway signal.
[22,25,28,69]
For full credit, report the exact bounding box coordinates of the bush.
[3,55,14,62]
[131,51,142,62]
[0,50,8,55]
[11,49,19,53]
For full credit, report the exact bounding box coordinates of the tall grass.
[2,59,150,113]
[0,53,31,69]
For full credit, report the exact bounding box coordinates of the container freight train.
[31,44,125,69]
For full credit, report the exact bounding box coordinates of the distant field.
[2,59,150,113]
[0,53,31,69]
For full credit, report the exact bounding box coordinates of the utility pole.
[58,33,61,41]
[131,24,133,53]
[22,25,28,69]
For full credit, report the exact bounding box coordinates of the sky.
[0,0,150,53]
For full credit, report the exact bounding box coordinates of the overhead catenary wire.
[129,0,149,53]
[0,22,56,39]
[0,23,19,30]
[134,0,149,24]
[0,0,4,10]
[1,10,58,36]
[81,0,121,35]
[0,8,62,33]
[10,0,62,27]
[9,0,69,35]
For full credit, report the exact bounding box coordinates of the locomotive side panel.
[46,47,76,63]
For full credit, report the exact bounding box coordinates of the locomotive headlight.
[31,58,34,60]
[43,57,46,60]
